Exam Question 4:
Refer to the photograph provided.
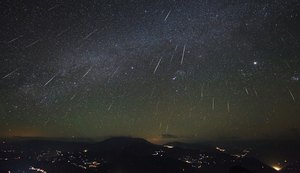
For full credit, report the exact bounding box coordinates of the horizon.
[2,135,300,171]
[2,135,300,143]
[0,1,300,172]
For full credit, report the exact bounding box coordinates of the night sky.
[0,0,300,142]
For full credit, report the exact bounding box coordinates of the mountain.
[0,137,282,173]
[89,137,156,151]
[280,161,300,173]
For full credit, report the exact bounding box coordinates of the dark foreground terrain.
[0,137,299,173]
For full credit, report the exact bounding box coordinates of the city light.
[272,165,282,171]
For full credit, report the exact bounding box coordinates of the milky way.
[0,0,299,141]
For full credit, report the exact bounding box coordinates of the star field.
[0,0,300,141]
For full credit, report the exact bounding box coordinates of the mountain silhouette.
[0,137,284,173]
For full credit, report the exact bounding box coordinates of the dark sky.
[0,0,299,142]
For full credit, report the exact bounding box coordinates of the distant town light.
[163,145,174,149]
[185,160,192,164]
[29,166,47,173]
[272,165,282,171]
[215,147,226,152]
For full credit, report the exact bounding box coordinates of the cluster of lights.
[215,147,226,152]
[179,154,214,169]
[29,166,47,173]
[152,150,164,156]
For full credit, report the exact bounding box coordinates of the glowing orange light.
[272,165,282,171]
